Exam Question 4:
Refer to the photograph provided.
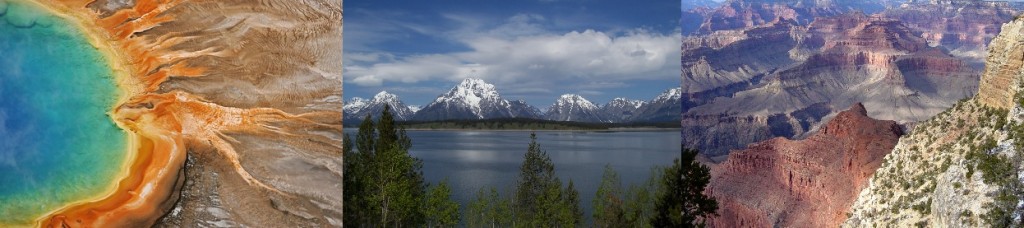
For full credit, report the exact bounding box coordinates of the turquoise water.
[0,0,127,224]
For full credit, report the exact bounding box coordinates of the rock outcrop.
[844,17,1024,227]
[977,19,1024,109]
[707,103,903,227]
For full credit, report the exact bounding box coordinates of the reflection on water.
[344,129,680,222]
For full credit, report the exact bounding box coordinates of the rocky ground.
[82,0,345,226]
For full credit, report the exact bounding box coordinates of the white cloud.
[346,14,681,98]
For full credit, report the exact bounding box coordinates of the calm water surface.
[345,129,681,222]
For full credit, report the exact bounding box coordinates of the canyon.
[844,14,1024,227]
[681,0,1016,158]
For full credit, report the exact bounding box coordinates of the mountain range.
[343,78,680,124]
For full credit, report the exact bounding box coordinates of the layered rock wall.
[707,104,903,227]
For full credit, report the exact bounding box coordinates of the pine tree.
[514,132,558,226]
[344,106,431,227]
[652,148,717,227]
[562,179,583,227]
[512,132,580,227]
[594,164,627,227]
[466,187,490,227]
[343,114,376,226]
[425,179,460,227]
[622,166,661,227]
[374,106,427,226]
[467,187,513,227]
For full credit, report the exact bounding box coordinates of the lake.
[344,129,681,223]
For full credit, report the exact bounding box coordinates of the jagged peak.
[654,88,682,101]
[439,78,500,101]
[456,78,496,91]
[607,97,646,109]
[372,91,399,101]
[343,97,368,111]
[552,94,598,109]
[848,102,868,116]
[559,93,584,100]
[348,97,367,103]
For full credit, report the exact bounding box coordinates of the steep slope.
[880,0,1019,62]
[543,94,608,122]
[343,91,415,124]
[634,88,683,122]
[682,12,982,157]
[682,19,804,94]
[509,99,543,119]
[692,0,846,34]
[844,17,1024,227]
[707,103,903,227]
[412,78,528,121]
[601,98,646,122]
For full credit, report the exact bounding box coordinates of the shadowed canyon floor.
[13,0,342,227]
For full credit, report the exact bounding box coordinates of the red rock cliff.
[706,103,903,227]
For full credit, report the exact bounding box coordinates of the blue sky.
[344,0,681,108]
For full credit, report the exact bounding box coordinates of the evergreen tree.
[467,187,513,227]
[512,132,580,227]
[344,106,434,227]
[494,190,513,227]
[425,179,460,227]
[562,179,583,227]
[343,114,376,226]
[373,106,427,226]
[594,164,627,227]
[652,148,717,227]
[466,188,490,227]
[514,132,557,226]
[622,166,661,227]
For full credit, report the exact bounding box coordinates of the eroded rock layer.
[881,0,1019,62]
[845,17,1024,227]
[680,2,1008,157]
[25,0,342,227]
[706,103,903,227]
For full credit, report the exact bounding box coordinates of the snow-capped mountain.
[412,78,539,121]
[343,91,415,124]
[509,99,543,119]
[543,94,609,122]
[601,98,647,122]
[342,82,684,124]
[632,88,681,122]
